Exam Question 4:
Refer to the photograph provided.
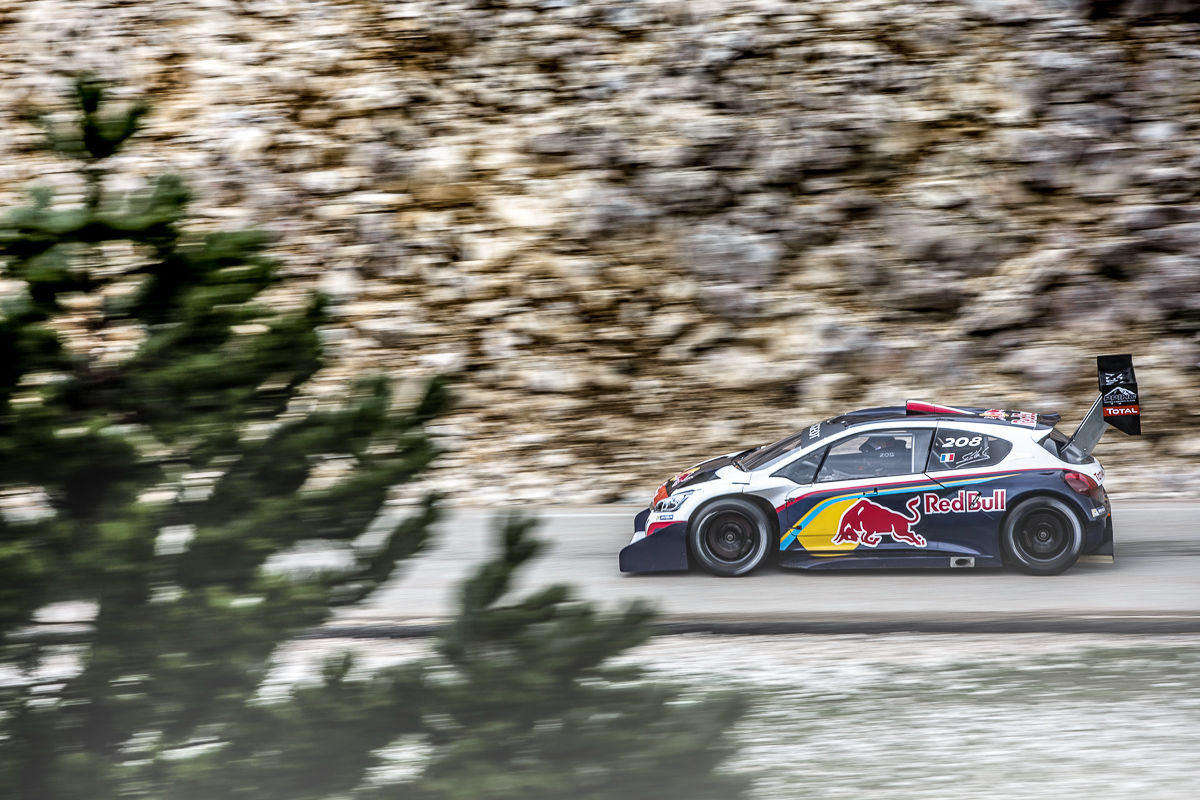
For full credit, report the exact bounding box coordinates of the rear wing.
[1067,354,1141,456]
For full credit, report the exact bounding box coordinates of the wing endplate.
[1097,353,1141,436]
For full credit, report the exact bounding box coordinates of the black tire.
[688,497,771,577]
[1001,497,1083,576]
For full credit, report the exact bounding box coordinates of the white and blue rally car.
[620,355,1141,577]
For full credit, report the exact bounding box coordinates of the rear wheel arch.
[999,488,1088,531]
[999,492,1085,576]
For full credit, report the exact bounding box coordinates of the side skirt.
[778,552,1004,571]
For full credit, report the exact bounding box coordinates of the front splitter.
[619,521,689,573]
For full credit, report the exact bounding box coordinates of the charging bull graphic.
[832,497,926,548]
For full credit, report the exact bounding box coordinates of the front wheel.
[688,497,771,577]
[1001,497,1083,576]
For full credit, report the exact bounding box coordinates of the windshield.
[738,419,844,471]
[738,432,805,471]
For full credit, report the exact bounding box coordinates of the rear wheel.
[688,498,771,577]
[1001,497,1083,576]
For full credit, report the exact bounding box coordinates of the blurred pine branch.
[0,74,447,799]
[0,76,751,800]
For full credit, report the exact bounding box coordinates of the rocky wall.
[1,0,1199,502]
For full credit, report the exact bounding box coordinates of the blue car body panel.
[775,469,1109,570]
[619,518,689,573]
[633,507,651,535]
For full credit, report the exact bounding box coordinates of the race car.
[620,355,1141,577]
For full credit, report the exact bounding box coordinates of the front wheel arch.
[687,496,772,577]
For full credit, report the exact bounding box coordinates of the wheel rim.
[703,511,756,564]
[1015,509,1071,562]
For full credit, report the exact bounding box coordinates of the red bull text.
[923,489,1006,514]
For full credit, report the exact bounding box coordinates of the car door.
[778,427,934,555]
[920,424,1016,557]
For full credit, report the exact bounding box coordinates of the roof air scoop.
[905,400,970,416]
[904,400,1061,427]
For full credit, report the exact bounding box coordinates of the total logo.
[830,490,1007,549]
[1104,405,1139,416]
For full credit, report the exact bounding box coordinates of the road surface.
[332,501,1200,634]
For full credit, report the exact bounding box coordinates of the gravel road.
[335,502,1200,635]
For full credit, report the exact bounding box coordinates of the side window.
[815,429,932,482]
[927,429,1012,472]
[772,447,827,485]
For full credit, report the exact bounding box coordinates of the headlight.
[654,490,694,513]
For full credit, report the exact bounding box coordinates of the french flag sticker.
[940,453,955,463]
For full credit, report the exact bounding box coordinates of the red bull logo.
[833,497,926,548]
[923,489,1006,514]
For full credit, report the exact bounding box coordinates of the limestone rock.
[4,0,1199,499]
[677,223,783,287]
